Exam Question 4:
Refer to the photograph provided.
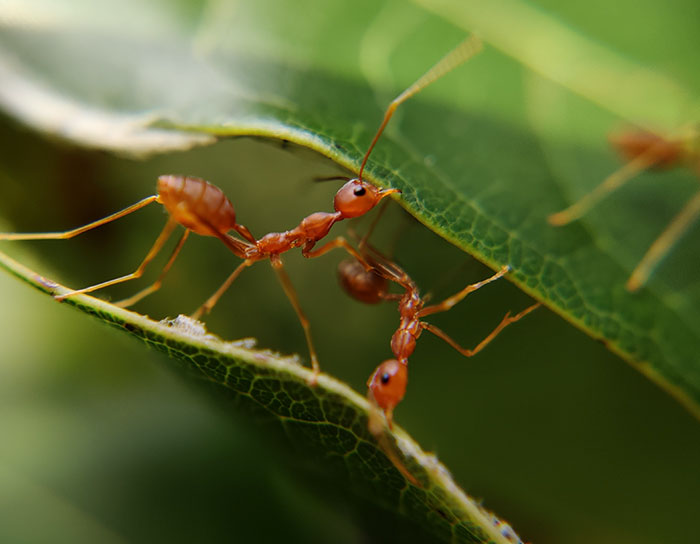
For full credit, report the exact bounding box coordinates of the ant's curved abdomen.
[157,175,238,236]
[609,130,683,170]
[337,258,388,304]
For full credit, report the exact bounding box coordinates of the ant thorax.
[255,231,300,255]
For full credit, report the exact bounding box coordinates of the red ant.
[337,242,540,429]
[0,174,396,379]
[549,125,700,291]
[0,35,483,377]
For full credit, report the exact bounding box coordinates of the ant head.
[334,179,400,219]
[367,359,407,413]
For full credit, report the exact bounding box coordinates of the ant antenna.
[358,34,483,181]
[312,175,351,183]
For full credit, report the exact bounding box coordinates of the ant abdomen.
[157,175,238,236]
[608,129,683,170]
[337,258,388,304]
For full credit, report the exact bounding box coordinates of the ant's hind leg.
[0,195,159,241]
[55,218,178,301]
[114,229,190,308]
[191,259,254,319]
[422,302,541,358]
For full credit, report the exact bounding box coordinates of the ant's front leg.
[302,237,374,271]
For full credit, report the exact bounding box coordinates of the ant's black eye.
[353,186,367,197]
[381,372,391,384]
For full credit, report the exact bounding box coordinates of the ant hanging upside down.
[337,235,541,430]
[0,35,484,378]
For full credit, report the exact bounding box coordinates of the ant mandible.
[0,35,483,377]
[337,243,540,429]
[548,125,700,291]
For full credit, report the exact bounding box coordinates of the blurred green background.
[1,0,700,543]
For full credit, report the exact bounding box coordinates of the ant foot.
[548,210,572,226]
[189,307,206,321]
[53,291,75,302]
[306,369,320,387]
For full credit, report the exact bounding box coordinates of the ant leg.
[55,218,178,301]
[114,229,191,308]
[0,195,159,240]
[191,259,254,319]
[269,255,320,379]
[342,203,385,250]
[303,236,373,270]
[357,198,391,251]
[627,189,700,291]
[233,224,257,245]
[358,34,482,179]
[548,148,664,226]
[422,302,541,357]
[417,265,510,319]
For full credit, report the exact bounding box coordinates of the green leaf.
[1,0,698,417]
[0,249,523,544]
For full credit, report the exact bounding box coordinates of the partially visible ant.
[548,125,700,291]
[337,240,540,429]
[0,35,483,378]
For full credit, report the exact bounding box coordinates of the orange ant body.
[0,172,396,375]
[338,247,540,428]
[549,126,700,291]
[0,35,484,376]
